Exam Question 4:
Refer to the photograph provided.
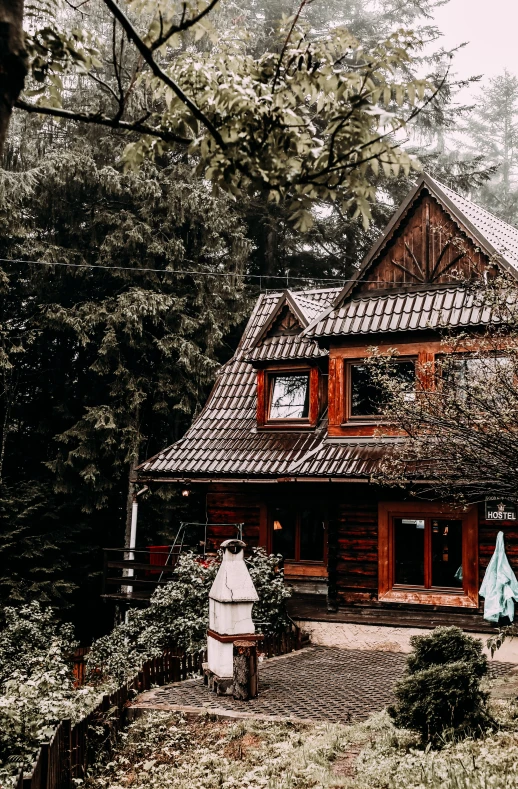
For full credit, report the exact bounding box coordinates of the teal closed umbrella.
[479,531,518,622]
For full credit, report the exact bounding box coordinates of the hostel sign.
[485,497,517,521]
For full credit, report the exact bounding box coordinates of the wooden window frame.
[268,504,328,577]
[257,364,320,430]
[344,356,417,425]
[378,501,478,608]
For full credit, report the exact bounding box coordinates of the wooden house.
[137,174,518,657]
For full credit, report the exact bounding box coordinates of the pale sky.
[433,0,518,93]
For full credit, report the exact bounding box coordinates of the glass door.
[393,516,463,590]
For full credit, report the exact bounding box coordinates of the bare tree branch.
[14,99,191,145]
[271,0,309,93]
[150,0,221,52]
[101,0,226,148]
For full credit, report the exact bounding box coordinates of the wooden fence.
[72,623,303,686]
[260,622,303,657]
[13,648,205,789]
[14,624,304,789]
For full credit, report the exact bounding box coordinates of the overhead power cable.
[0,256,378,286]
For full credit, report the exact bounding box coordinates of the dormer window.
[256,365,322,429]
[269,374,310,420]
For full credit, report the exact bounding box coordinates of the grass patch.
[85,698,518,789]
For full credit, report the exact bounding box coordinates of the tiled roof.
[304,175,518,340]
[288,440,386,476]
[245,333,325,362]
[290,292,327,323]
[138,176,518,482]
[244,287,340,362]
[138,288,351,479]
[430,177,518,270]
[305,286,509,338]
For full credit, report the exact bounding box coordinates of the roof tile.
[305,286,508,338]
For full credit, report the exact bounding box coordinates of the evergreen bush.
[406,626,488,677]
[389,627,492,745]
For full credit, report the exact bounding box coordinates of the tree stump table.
[233,639,258,700]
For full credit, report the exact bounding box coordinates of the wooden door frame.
[378,501,478,608]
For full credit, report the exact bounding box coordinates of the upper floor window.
[348,359,415,419]
[450,355,512,388]
[439,354,513,408]
[269,373,310,419]
[257,365,320,429]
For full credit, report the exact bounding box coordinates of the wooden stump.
[233,640,258,700]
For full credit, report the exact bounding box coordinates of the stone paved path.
[132,646,514,724]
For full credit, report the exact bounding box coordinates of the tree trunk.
[232,640,258,700]
[0,0,28,156]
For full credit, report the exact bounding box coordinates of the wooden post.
[232,640,258,701]
[62,719,72,789]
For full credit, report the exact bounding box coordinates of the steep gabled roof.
[303,174,518,338]
[138,287,343,479]
[429,177,518,271]
[138,177,518,482]
[245,287,339,362]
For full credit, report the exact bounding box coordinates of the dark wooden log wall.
[205,488,518,613]
[206,484,379,604]
[478,507,518,583]
[206,489,263,551]
[334,494,378,604]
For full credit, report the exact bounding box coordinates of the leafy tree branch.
[6,0,450,229]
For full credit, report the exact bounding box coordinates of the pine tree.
[0,137,249,638]
[464,71,518,225]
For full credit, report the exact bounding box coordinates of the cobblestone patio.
[131,646,514,724]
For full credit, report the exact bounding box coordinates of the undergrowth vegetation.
[0,550,291,785]
[86,549,291,686]
[84,702,518,789]
[0,603,99,785]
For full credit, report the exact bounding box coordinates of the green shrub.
[389,627,492,745]
[406,626,488,677]
[87,548,291,686]
[0,603,97,774]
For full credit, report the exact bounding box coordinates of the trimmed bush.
[388,627,492,745]
[406,626,488,677]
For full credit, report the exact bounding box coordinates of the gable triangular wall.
[251,290,308,349]
[352,189,490,296]
[351,174,518,298]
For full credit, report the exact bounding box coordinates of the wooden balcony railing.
[101,546,199,602]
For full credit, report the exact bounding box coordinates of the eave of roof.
[304,284,510,338]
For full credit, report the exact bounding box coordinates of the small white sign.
[402,519,425,529]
